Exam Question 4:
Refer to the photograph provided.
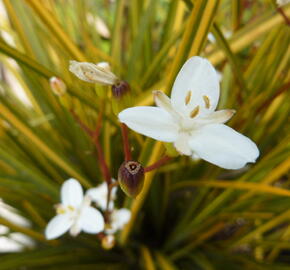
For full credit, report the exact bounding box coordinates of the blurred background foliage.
[0,0,289,269]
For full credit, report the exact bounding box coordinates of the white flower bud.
[101,235,115,250]
[69,60,118,85]
[96,62,111,72]
[49,77,66,96]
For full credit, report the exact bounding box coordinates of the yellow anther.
[203,95,210,109]
[68,205,75,211]
[185,91,192,105]
[190,106,199,118]
[56,206,66,215]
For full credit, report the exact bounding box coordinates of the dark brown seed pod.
[118,161,145,198]
[111,80,130,99]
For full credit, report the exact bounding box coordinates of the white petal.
[189,124,259,169]
[194,110,236,126]
[61,178,83,208]
[69,222,82,237]
[86,181,117,211]
[110,179,118,199]
[107,208,131,234]
[86,184,107,210]
[118,107,178,142]
[79,207,105,234]
[171,56,220,116]
[174,133,192,156]
[153,90,180,122]
[45,214,73,240]
[192,153,200,161]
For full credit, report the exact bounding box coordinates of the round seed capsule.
[118,161,145,198]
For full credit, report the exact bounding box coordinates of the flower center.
[56,204,75,215]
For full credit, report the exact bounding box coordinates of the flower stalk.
[69,109,115,214]
[277,6,290,25]
[70,109,111,184]
[121,123,132,161]
[144,155,172,173]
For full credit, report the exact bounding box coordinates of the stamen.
[203,95,210,109]
[56,205,66,214]
[185,91,192,105]
[190,106,199,118]
[68,205,75,211]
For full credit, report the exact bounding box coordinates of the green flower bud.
[118,161,145,198]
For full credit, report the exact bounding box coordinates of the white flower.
[45,179,105,240]
[86,181,117,211]
[69,60,118,85]
[106,208,131,234]
[86,182,130,234]
[119,56,259,170]
[277,0,290,6]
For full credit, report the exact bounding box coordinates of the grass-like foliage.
[0,0,290,269]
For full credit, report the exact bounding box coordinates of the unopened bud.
[101,234,115,250]
[118,161,145,198]
[69,60,118,85]
[111,81,132,115]
[49,77,66,96]
[112,81,130,99]
[96,62,111,72]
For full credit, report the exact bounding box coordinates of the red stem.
[93,136,112,185]
[70,109,113,215]
[144,155,172,173]
[121,123,132,161]
[277,7,290,25]
[93,112,113,213]
[70,109,94,137]
[93,112,112,185]
[70,109,111,185]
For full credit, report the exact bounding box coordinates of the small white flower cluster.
[45,179,130,242]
